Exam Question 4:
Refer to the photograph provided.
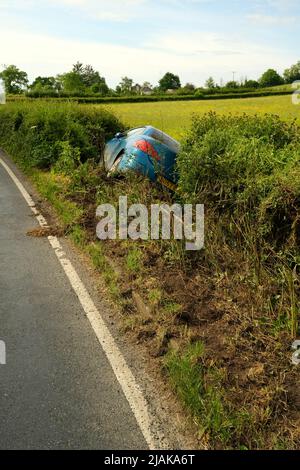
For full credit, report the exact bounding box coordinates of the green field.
[104,94,300,140]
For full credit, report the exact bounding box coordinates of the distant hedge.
[7,89,293,105]
[74,90,292,103]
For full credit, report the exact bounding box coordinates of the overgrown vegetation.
[0,101,123,169]
[171,113,300,447]
[0,102,299,449]
[178,112,300,265]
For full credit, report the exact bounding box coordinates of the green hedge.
[7,89,292,105]
[74,90,292,103]
[0,101,123,168]
[177,112,300,253]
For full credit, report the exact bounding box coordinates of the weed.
[165,342,252,448]
[86,243,120,300]
[126,246,144,273]
[148,288,163,307]
[69,224,87,247]
[31,170,83,228]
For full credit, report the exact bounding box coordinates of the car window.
[127,127,146,137]
[148,128,180,153]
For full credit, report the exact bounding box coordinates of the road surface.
[0,156,147,450]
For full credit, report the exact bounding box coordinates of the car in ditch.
[104,126,180,191]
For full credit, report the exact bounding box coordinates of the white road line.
[0,156,165,450]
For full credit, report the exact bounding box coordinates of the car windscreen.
[147,128,180,153]
[127,127,146,138]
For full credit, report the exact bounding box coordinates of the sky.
[0,0,299,88]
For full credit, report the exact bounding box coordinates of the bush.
[177,112,300,253]
[0,101,123,169]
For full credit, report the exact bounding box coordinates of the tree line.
[0,61,299,97]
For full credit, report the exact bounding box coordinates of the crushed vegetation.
[0,102,299,449]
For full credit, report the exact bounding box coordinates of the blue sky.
[0,0,299,87]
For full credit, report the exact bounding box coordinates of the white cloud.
[0,0,148,21]
[259,0,298,10]
[1,0,215,22]
[146,32,244,56]
[247,13,296,24]
[47,0,147,21]
[0,0,37,9]
[0,27,296,87]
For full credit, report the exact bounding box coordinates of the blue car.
[104,126,180,190]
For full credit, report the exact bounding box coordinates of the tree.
[183,83,195,92]
[177,83,196,95]
[225,81,239,89]
[0,65,28,94]
[83,65,100,87]
[259,69,284,88]
[30,76,57,90]
[58,71,85,93]
[72,61,84,75]
[118,77,134,94]
[159,72,181,92]
[205,77,215,89]
[142,81,153,90]
[90,82,109,95]
[72,63,106,89]
[57,63,109,95]
[243,79,259,89]
[71,62,109,94]
[283,61,300,84]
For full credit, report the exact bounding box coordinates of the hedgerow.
[0,101,123,168]
[177,112,300,251]
[6,89,292,105]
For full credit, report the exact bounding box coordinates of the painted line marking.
[0,156,165,450]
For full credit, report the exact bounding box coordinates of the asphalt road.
[0,159,147,450]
